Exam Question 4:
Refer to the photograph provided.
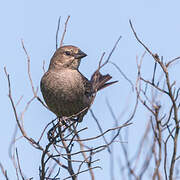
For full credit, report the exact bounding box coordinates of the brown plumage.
[40,45,117,122]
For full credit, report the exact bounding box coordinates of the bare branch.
[16,149,25,180]
[60,16,70,47]
[166,56,180,68]
[90,109,111,153]
[109,61,134,91]
[56,16,61,50]
[0,162,9,180]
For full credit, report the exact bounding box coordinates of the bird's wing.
[77,71,94,97]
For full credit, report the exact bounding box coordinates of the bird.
[40,45,117,122]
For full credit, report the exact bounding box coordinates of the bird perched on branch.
[40,45,117,122]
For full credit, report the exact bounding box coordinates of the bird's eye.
[64,51,71,56]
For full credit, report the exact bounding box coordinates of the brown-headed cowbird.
[40,45,117,122]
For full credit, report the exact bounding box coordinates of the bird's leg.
[47,117,67,142]
[59,116,69,127]
[68,110,86,122]
[69,117,79,122]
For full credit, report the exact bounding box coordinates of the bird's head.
[49,45,87,70]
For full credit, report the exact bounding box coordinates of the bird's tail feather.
[90,71,118,92]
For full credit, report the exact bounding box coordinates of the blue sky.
[1,0,180,179]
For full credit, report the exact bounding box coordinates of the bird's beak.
[74,49,87,59]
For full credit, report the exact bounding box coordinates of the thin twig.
[56,16,61,50]
[63,166,101,180]
[0,162,9,180]
[109,61,134,91]
[21,39,37,96]
[60,16,70,47]
[90,109,111,153]
[16,149,25,180]
[98,36,122,70]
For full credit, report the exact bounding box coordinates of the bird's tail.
[90,70,118,92]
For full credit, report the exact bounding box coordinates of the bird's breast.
[41,69,84,101]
